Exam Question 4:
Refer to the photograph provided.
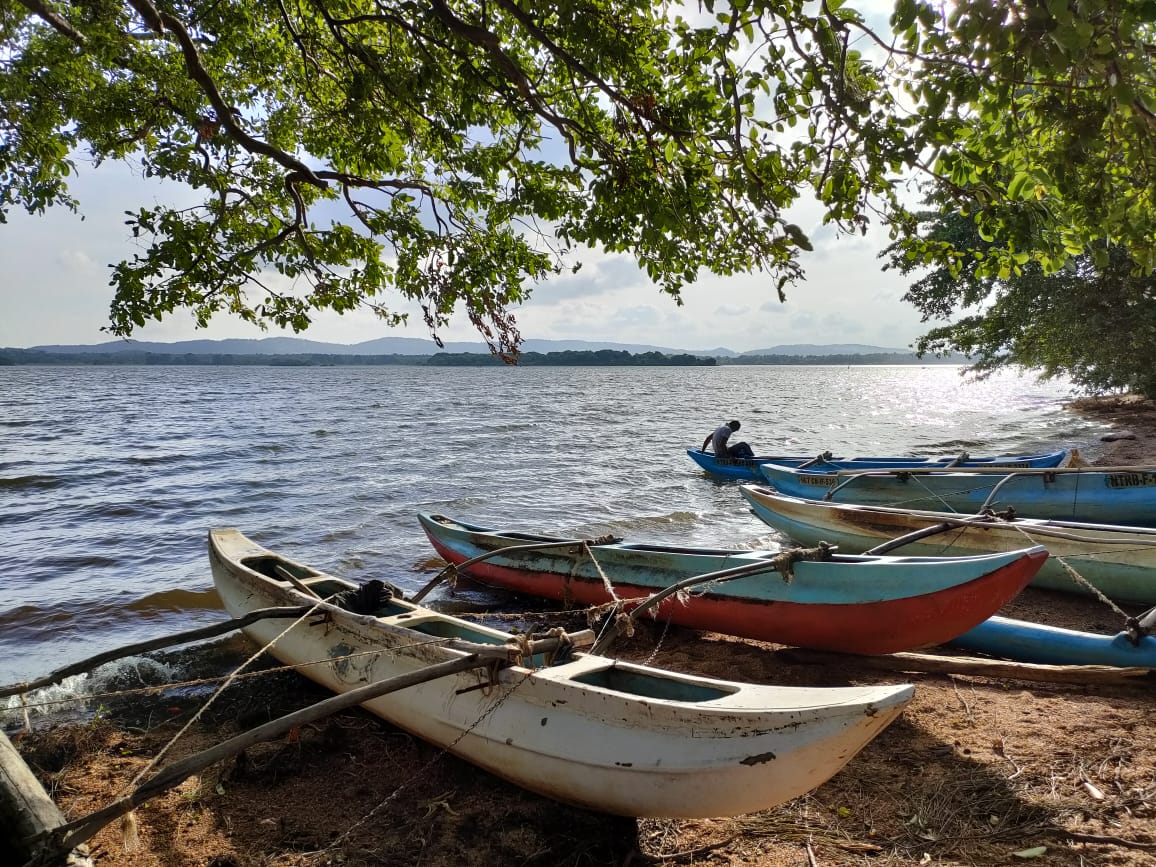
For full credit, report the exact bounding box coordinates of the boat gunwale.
[739,484,1156,541]
[210,528,914,715]
[422,512,1048,571]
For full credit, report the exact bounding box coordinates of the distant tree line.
[425,350,715,366]
[721,353,962,366]
[0,349,958,367]
[0,350,424,366]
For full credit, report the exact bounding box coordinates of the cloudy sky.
[0,159,933,353]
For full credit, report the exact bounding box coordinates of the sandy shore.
[9,395,1156,867]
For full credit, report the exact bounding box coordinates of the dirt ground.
[9,395,1156,867]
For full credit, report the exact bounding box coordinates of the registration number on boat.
[1106,471,1156,488]
[799,474,837,487]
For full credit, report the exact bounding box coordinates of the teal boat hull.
[419,513,1048,655]
[757,464,1156,526]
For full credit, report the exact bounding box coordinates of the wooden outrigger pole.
[1,602,587,866]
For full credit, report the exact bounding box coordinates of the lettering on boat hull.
[1106,471,1156,489]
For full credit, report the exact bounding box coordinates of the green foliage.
[887,203,1156,398]
[3,1,1156,359]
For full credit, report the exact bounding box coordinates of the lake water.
[0,364,1106,706]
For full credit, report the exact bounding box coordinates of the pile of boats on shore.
[200,442,1156,820]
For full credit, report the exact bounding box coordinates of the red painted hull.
[427,537,1047,655]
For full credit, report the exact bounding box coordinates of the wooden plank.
[779,648,1156,685]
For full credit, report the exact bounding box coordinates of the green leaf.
[1007,172,1032,200]
[784,223,813,251]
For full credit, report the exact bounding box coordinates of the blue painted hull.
[757,464,1156,526]
[687,449,1072,482]
[951,616,1156,667]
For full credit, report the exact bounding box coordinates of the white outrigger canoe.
[209,528,914,818]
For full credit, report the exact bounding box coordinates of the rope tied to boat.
[798,450,835,469]
[587,542,620,600]
[541,627,574,666]
[999,519,1146,643]
[769,542,837,582]
[1124,607,1156,646]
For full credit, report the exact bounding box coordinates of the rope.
[1000,522,1134,624]
[827,470,1020,512]
[883,509,1142,636]
[513,633,533,667]
[767,542,837,582]
[324,660,540,855]
[582,541,621,604]
[120,597,335,794]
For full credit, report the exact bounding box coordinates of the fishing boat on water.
[739,484,1156,604]
[209,528,915,818]
[687,448,1075,482]
[417,513,1048,655]
[756,463,1156,526]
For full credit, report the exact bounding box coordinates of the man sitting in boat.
[703,420,755,459]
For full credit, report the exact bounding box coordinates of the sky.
[0,159,932,353]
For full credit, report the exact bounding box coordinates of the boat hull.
[951,616,1156,667]
[210,528,914,818]
[418,514,1048,655]
[739,485,1156,604]
[757,464,1156,526]
[687,449,1073,482]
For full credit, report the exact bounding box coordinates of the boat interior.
[239,552,738,702]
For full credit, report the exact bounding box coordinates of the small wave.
[126,588,222,614]
[914,440,985,453]
[600,511,702,534]
[13,553,120,571]
[0,474,62,490]
[1,656,180,724]
[122,452,198,467]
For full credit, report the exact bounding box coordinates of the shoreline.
[1065,394,1156,466]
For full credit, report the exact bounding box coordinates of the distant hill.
[23,336,742,357]
[742,343,909,356]
[13,338,926,358]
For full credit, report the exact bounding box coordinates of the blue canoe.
[950,616,1156,668]
[757,463,1156,526]
[687,448,1074,482]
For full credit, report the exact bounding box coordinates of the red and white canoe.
[418,513,1048,655]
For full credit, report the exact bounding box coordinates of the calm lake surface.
[0,364,1106,702]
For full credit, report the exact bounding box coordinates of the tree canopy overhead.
[887,202,1156,397]
[4,1,1156,362]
